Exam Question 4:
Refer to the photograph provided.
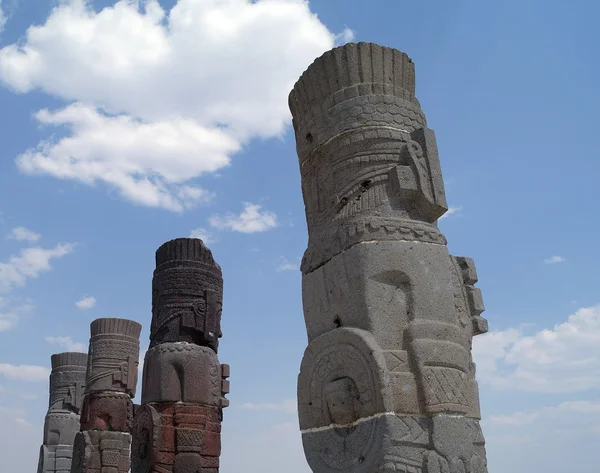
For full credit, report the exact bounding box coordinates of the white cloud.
[544,255,565,264]
[439,205,462,220]
[0,243,74,293]
[189,227,215,244]
[276,257,299,272]
[0,0,339,211]
[334,26,355,45]
[7,227,39,242]
[75,296,96,309]
[239,399,297,414]
[0,1,5,34]
[0,363,49,381]
[210,202,277,233]
[0,297,33,332]
[45,336,87,353]
[473,304,600,393]
[17,105,226,212]
[7,226,40,242]
[482,399,600,471]
[488,401,600,428]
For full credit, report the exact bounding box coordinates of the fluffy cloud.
[0,297,33,332]
[473,304,600,393]
[210,202,277,233]
[276,257,299,272]
[483,400,600,472]
[75,296,96,309]
[17,105,227,212]
[544,255,565,264]
[0,0,340,211]
[0,243,74,293]
[189,227,215,244]
[7,226,40,242]
[0,1,5,33]
[0,363,49,382]
[45,336,87,353]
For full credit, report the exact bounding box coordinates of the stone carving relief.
[290,42,490,473]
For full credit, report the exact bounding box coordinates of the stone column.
[37,352,88,473]
[131,238,230,473]
[289,42,489,473]
[71,318,141,473]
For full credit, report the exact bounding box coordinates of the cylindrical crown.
[289,42,417,119]
[51,352,88,371]
[155,238,221,272]
[289,42,427,162]
[90,318,142,339]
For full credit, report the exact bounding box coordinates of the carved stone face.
[324,377,361,426]
[151,274,223,351]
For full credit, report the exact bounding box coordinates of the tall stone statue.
[289,42,489,473]
[71,318,141,473]
[132,238,230,473]
[37,352,87,473]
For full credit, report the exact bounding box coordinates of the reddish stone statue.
[132,238,230,473]
[71,318,142,473]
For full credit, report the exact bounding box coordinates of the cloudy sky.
[0,1,598,472]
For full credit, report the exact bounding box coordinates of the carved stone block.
[131,403,222,473]
[141,342,224,405]
[43,412,81,446]
[71,430,131,473]
[290,42,489,472]
[85,318,141,396]
[79,392,133,432]
[151,238,223,353]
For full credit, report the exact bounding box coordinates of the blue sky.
[0,1,598,472]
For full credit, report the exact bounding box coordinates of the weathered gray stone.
[71,430,132,473]
[37,352,87,473]
[290,42,489,472]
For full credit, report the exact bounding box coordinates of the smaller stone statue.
[70,318,141,473]
[37,352,87,473]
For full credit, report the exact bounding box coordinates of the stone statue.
[289,42,489,473]
[71,318,142,473]
[37,352,88,473]
[132,238,230,473]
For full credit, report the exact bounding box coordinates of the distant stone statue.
[289,42,489,473]
[132,238,230,473]
[71,318,141,473]
[37,352,87,473]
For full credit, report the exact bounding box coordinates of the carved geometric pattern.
[382,454,423,473]
[383,350,409,372]
[422,366,469,407]
[395,417,429,445]
[176,429,204,452]
[101,450,120,467]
